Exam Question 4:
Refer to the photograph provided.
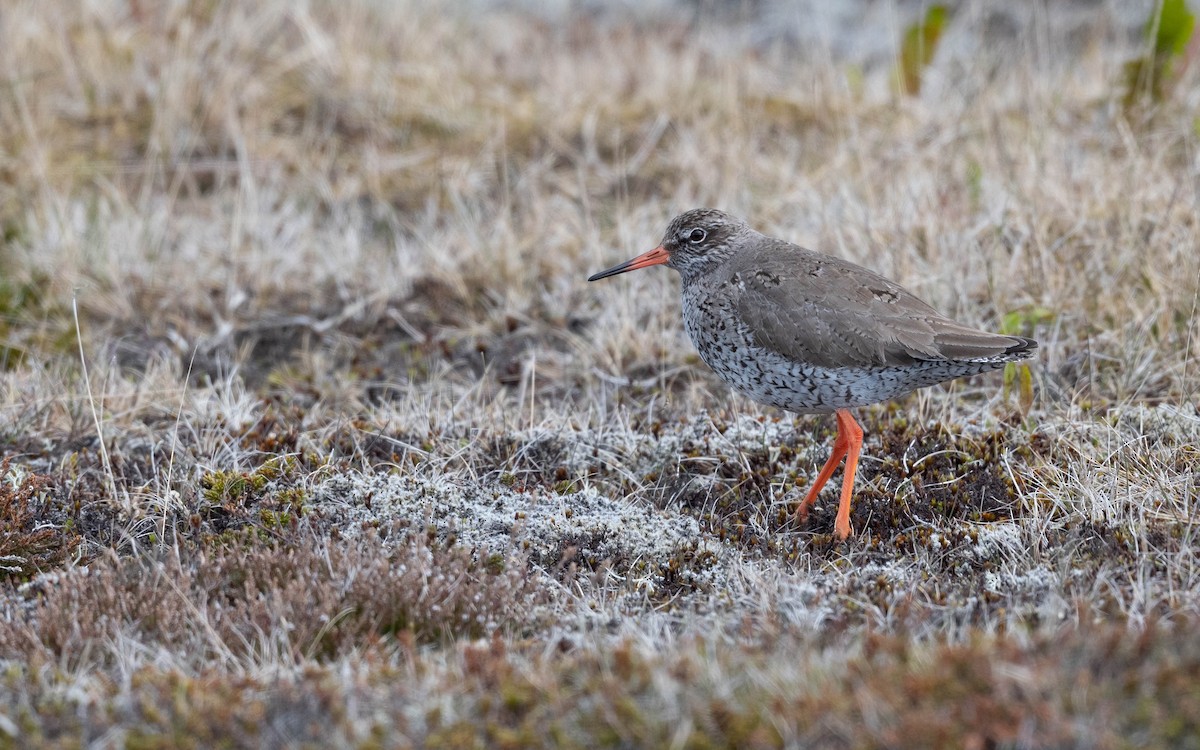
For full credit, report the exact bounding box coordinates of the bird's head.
[588,209,750,283]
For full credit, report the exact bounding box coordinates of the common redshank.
[588,209,1037,540]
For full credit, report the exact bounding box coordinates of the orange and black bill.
[587,246,670,281]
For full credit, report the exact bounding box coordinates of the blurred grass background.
[1,1,1199,746]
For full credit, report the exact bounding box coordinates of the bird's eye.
[687,228,707,244]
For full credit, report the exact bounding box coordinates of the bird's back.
[680,237,1035,413]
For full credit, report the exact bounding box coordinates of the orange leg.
[795,427,848,522]
[832,409,864,540]
[795,409,864,540]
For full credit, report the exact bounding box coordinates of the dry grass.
[1,0,1199,746]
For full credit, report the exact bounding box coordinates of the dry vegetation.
[1,0,1199,747]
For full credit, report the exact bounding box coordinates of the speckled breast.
[680,282,1005,413]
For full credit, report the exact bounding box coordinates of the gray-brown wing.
[726,242,1031,369]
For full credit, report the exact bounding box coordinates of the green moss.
[199,457,301,512]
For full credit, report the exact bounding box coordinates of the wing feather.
[724,240,1031,368]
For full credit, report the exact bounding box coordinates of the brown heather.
[2,532,548,667]
[0,0,1199,747]
[0,462,81,582]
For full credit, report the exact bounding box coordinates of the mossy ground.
[1,1,1199,747]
